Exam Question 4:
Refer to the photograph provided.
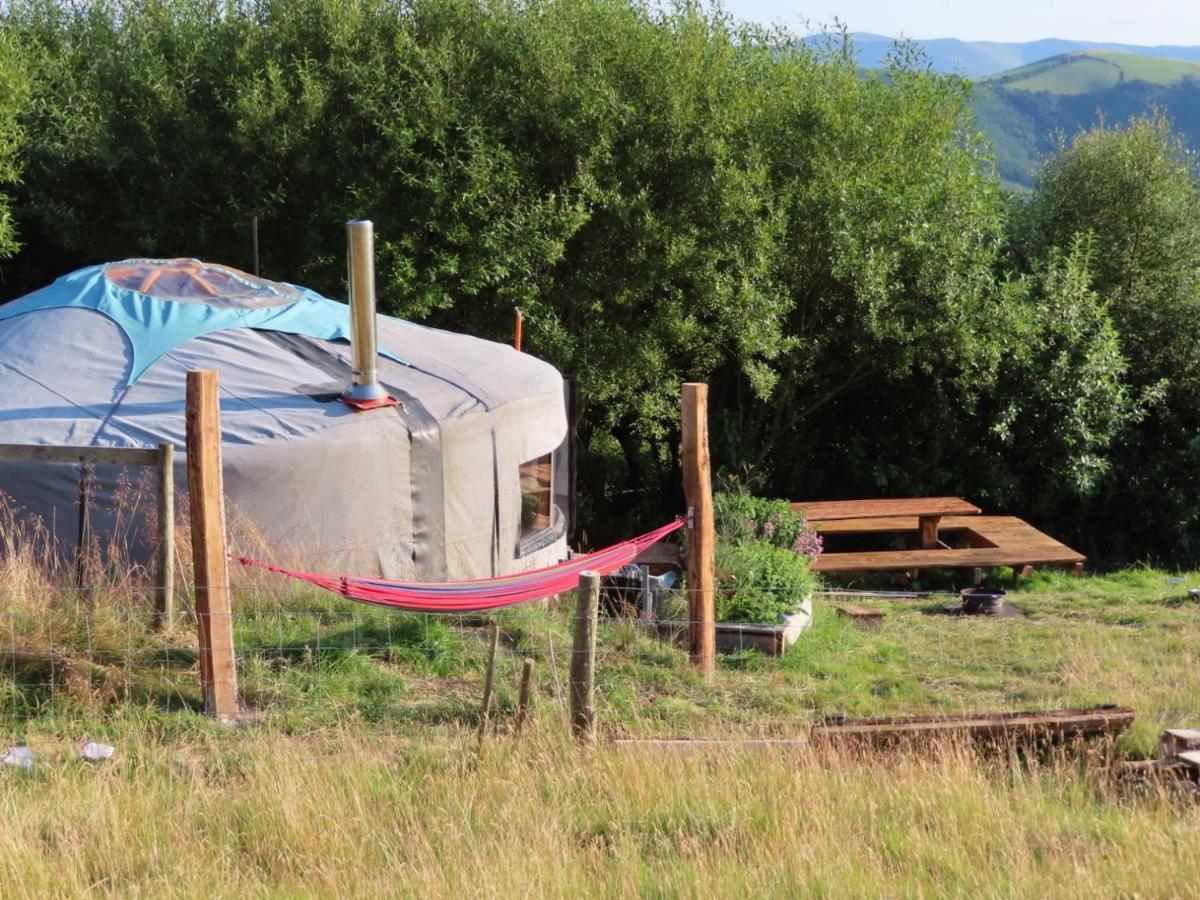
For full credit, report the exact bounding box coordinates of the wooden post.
[918,515,941,549]
[477,624,501,745]
[251,215,260,278]
[185,370,239,719]
[515,657,535,737]
[569,571,600,742]
[74,463,94,589]
[681,383,716,680]
[155,442,175,629]
[513,308,523,352]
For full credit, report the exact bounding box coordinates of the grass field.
[1,564,1199,895]
[985,50,1200,94]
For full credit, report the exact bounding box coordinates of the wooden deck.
[810,515,1085,575]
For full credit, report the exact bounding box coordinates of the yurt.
[0,224,570,579]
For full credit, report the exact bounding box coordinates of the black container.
[960,586,1007,616]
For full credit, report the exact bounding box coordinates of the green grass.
[2,567,1200,895]
[985,51,1200,94]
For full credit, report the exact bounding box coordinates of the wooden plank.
[836,603,885,631]
[185,370,239,720]
[792,497,981,521]
[0,443,159,467]
[1161,729,1200,758]
[813,546,1086,573]
[811,706,1134,747]
[155,442,175,629]
[681,383,715,680]
[570,571,600,742]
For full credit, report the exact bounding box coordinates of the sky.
[718,0,1200,46]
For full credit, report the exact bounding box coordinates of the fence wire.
[0,571,1198,744]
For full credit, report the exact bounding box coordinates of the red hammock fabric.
[231,518,685,613]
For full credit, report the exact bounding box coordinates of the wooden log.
[156,442,175,629]
[811,706,1134,749]
[681,383,715,680]
[185,370,239,720]
[569,571,600,742]
[0,443,159,466]
[836,603,885,631]
[515,657,535,738]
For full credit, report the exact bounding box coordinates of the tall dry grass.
[0,727,1197,897]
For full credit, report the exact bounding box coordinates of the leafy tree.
[0,30,28,259]
[1017,116,1200,562]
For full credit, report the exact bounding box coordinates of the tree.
[1018,116,1200,562]
[0,30,28,259]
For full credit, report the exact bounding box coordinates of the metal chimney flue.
[343,219,389,404]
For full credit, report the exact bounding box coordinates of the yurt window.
[103,260,298,308]
[519,453,553,539]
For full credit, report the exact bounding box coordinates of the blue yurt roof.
[0,258,405,386]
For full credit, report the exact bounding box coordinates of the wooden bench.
[808,515,1085,577]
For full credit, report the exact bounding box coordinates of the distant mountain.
[806,33,1200,78]
[971,51,1200,186]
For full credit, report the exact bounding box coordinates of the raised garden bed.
[654,594,812,656]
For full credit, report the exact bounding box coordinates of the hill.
[970,51,1200,186]
[810,32,1200,78]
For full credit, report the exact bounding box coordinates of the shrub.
[715,541,814,624]
[713,491,822,560]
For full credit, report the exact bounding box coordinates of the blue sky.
[718,0,1200,45]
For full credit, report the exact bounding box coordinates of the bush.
[713,490,823,558]
[714,541,814,624]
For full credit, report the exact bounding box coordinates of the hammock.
[231,518,685,614]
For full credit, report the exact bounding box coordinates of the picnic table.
[790,496,1085,579]
[791,497,981,549]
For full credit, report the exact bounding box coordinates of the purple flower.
[792,528,823,562]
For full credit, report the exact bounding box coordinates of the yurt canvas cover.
[0,259,570,579]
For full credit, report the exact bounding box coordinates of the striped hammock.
[231,518,685,614]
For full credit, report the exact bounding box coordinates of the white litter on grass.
[79,741,115,762]
[2,746,34,771]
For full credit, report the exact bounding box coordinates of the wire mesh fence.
[1,568,1199,748]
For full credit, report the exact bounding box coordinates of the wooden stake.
[155,442,175,629]
[681,383,716,679]
[185,370,239,719]
[251,215,260,278]
[477,624,501,746]
[514,308,523,352]
[569,571,600,742]
[74,463,93,589]
[515,657,535,737]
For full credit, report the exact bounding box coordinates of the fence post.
[682,383,716,680]
[156,442,175,629]
[569,571,600,742]
[185,370,239,720]
[74,463,93,589]
[477,624,501,747]
[515,657,535,738]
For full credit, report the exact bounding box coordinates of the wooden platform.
[810,516,1085,575]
